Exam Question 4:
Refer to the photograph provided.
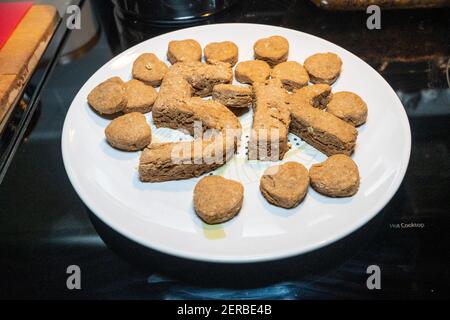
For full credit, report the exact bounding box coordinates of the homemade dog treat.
[153,72,192,110]
[138,137,235,182]
[132,53,169,87]
[212,84,253,108]
[167,39,202,64]
[290,104,357,156]
[327,91,368,126]
[153,96,241,138]
[235,60,271,84]
[288,84,332,109]
[171,61,233,97]
[106,76,124,84]
[271,61,309,91]
[87,77,127,114]
[123,79,158,114]
[194,176,244,224]
[204,41,239,66]
[249,78,290,161]
[105,112,151,151]
[254,35,289,66]
[88,33,369,214]
[309,154,360,197]
[304,52,342,84]
[260,161,310,208]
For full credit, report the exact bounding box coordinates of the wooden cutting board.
[0,4,58,131]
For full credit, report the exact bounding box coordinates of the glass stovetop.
[0,0,448,299]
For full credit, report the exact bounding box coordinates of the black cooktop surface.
[0,0,448,299]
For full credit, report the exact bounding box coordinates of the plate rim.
[61,23,412,263]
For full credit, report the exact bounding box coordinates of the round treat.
[193,176,244,224]
[304,52,342,84]
[123,79,158,114]
[132,53,169,87]
[105,112,151,151]
[204,41,238,66]
[309,155,359,197]
[253,35,289,66]
[87,77,127,114]
[271,61,309,91]
[260,162,310,208]
[327,91,368,126]
[167,39,202,64]
[235,60,271,84]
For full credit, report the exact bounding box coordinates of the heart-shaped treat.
[105,112,151,151]
[260,161,310,208]
[193,176,244,224]
[87,77,127,114]
[309,154,360,197]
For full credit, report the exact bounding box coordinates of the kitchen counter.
[0,0,448,299]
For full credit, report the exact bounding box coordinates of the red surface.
[0,2,33,49]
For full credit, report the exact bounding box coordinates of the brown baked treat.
[288,84,332,110]
[153,72,192,111]
[194,176,244,224]
[249,78,290,161]
[304,52,342,84]
[106,76,124,84]
[260,161,310,208]
[105,112,151,151]
[171,61,233,97]
[271,61,309,91]
[235,60,271,84]
[204,41,239,66]
[309,155,360,197]
[212,84,253,108]
[167,39,202,64]
[289,104,357,156]
[132,53,169,87]
[87,77,127,114]
[254,35,289,66]
[123,79,158,113]
[327,91,368,126]
[153,96,241,138]
[139,137,235,182]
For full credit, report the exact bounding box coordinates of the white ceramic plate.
[62,23,411,263]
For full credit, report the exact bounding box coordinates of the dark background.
[0,0,449,299]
